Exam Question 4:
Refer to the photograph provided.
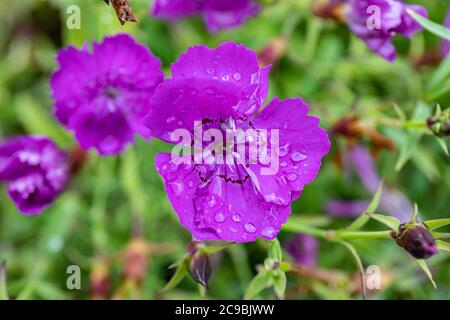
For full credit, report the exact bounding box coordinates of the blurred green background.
[0,0,449,300]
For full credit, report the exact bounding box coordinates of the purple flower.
[326,145,412,223]
[51,34,164,155]
[143,42,330,242]
[284,234,318,267]
[0,136,68,215]
[442,6,450,58]
[152,0,260,32]
[346,0,428,62]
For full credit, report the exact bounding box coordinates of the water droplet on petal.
[222,74,230,81]
[233,72,241,81]
[188,180,194,188]
[169,182,184,196]
[244,223,256,233]
[261,227,277,240]
[279,143,290,157]
[214,212,225,223]
[206,67,214,74]
[166,116,177,124]
[232,213,241,223]
[291,151,307,162]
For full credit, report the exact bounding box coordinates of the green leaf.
[336,241,366,299]
[162,260,188,292]
[347,182,384,231]
[201,242,234,254]
[272,271,287,300]
[407,9,450,41]
[427,56,450,92]
[244,270,273,300]
[436,138,449,157]
[416,259,437,289]
[368,213,401,231]
[268,239,282,262]
[436,240,450,253]
[0,261,9,300]
[423,218,450,230]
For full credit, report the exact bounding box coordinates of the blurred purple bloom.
[346,0,428,62]
[51,34,163,156]
[285,234,318,267]
[442,6,450,58]
[152,0,260,32]
[143,42,330,242]
[326,199,370,218]
[326,145,412,222]
[0,136,68,215]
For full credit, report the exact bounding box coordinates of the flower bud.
[427,116,450,137]
[188,252,211,289]
[393,224,437,260]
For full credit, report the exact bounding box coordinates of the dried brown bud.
[122,238,150,284]
[104,0,137,25]
[258,37,287,67]
[90,259,110,300]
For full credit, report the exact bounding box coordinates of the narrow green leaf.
[336,241,366,299]
[423,218,450,230]
[416,259,437,289]
[162,260,188,292]
[368,213,401,231]
[436,240,450,253]
[393,103,406,121]
[244,270,273,300]
[0,261,9,300]
[268,239,282,262]
[428,56,450,92]
[436,138,449,157]
[272,271,287,300]
[347,182,384,231]
[407,9,450,41]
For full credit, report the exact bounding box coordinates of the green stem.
[284,221,392,241]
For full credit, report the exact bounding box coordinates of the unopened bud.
[258,37,287,67]
[188,252,211,289]
[427,116,450,137]
[393,224,437,260]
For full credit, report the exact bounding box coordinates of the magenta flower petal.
[152,0,205,20]
[171,42,270,114]
[346,0,427,62]
[155,153,221,241]
[151,0,259,32]
[0,136,68,215]
[203,0,260,32]
[51,34,163,155]
[249,98,330,204]
[146,42,330,242]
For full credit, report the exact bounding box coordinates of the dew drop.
[169,182,184,195]
[233,72,241,81]
[231,213,241,223]
[261,227,276,240]
[222,74,230,81]
[166,116,177,124]
[188,180,194,188]
[279,143,291,157]
[214,212,226,223]
[244,223,256,233]
[291,151,307,162]
[206,67,214,74]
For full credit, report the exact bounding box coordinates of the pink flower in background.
[346,0,428,62]
[326,145,412,223]
[284,234,318,267]
[442,6,450,58]
[152,0,260,32]
[143,42,330,242]
[0,136,68,215]
[51,34,163,155]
